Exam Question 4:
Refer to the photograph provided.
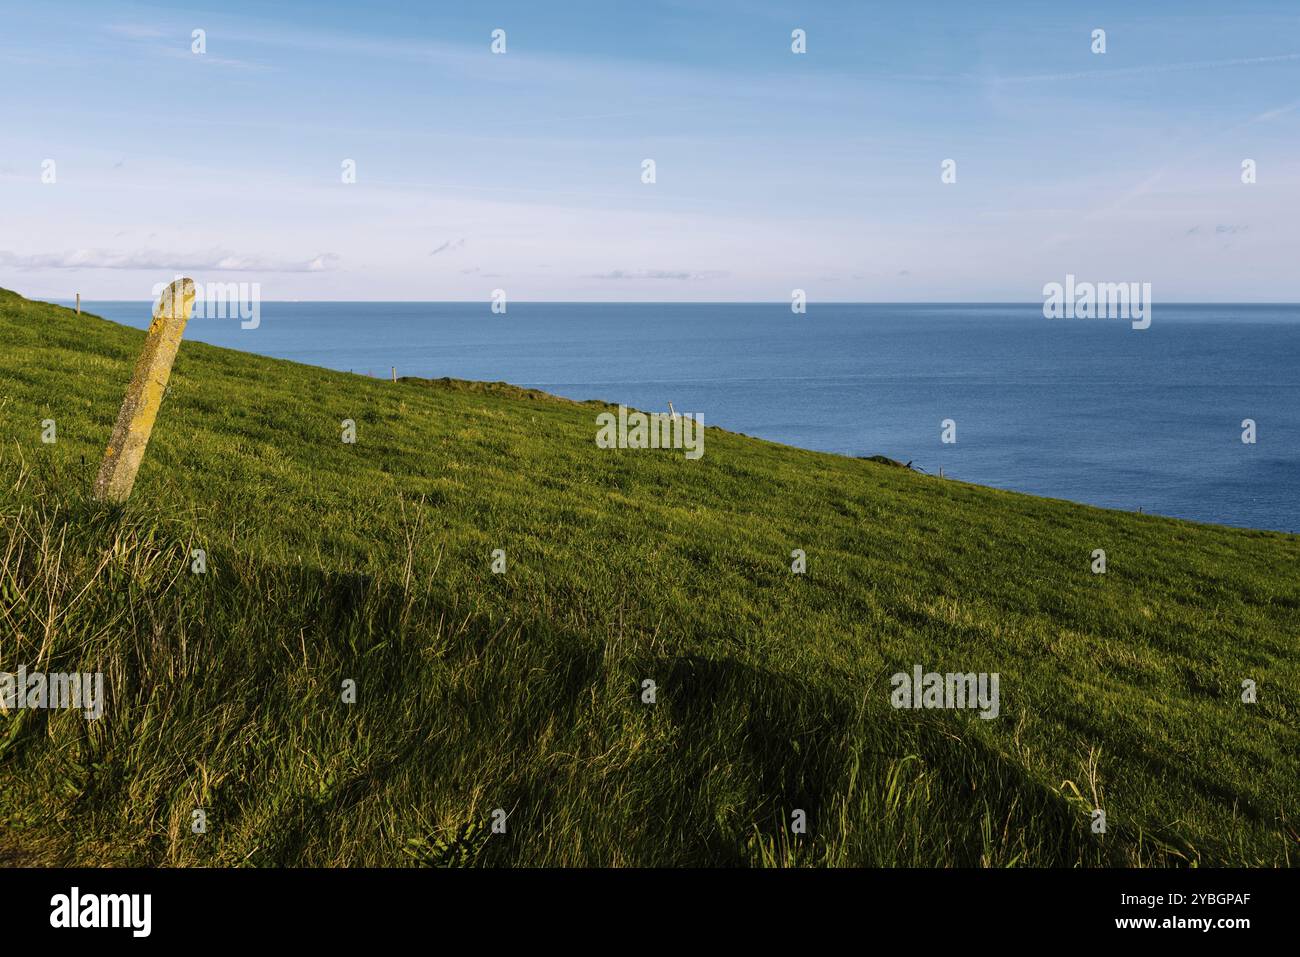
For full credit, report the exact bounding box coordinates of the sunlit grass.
[0,288,1296,866]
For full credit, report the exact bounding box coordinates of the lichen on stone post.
[93,278,197,503]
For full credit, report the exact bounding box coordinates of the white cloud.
[588,269,728,281]
[0,248,341,272]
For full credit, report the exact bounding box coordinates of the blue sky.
[2,0,1299,300]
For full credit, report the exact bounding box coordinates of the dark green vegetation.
[0,287,1296,866]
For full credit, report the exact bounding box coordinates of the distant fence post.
[92,278,197,503]
[76,293,80,314]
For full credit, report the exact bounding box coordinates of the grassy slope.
[0,287,1295,867]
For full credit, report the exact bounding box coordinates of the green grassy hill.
[0,287,1295,867]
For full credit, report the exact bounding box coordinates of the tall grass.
[0,289,1296,866]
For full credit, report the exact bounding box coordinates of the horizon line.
[36,297,1300,307]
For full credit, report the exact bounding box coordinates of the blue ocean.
[60,301,1300,533]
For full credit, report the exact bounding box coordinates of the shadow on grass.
[0,488,1217,866]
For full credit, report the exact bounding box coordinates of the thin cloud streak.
[0,249,341,272]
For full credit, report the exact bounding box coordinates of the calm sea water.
[61,301,1300,533]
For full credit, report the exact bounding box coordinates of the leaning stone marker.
[93,278,197,503]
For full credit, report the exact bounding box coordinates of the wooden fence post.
[93,278,197,503]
